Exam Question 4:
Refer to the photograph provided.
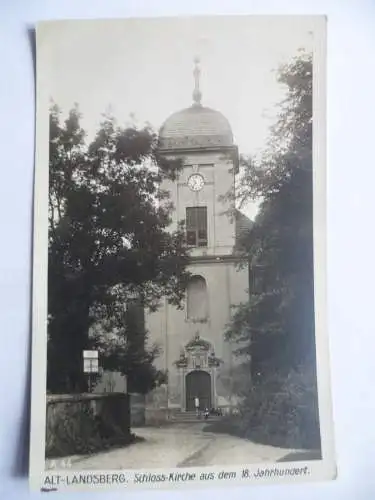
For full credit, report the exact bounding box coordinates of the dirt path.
[46,424,295,470]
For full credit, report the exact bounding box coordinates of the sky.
[39,16,315,218]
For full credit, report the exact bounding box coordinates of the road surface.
[46,423,297,470]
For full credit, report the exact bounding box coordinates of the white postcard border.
[29,15,335,492]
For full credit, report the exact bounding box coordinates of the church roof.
[158,106,233,151]
[234,209,253,248]
[158,57,233,151]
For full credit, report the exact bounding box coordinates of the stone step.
[170,419,222,424]
[174,413,208,417]
[171,412,223,423]
[175,411,221,415]
[170,420,220,424]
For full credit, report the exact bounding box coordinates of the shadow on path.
[177,439,215,468]
[278,449,322,462]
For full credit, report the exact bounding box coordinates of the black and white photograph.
[30,15,334,491]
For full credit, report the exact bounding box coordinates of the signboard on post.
[83,350,99,392]
[83,350,99,373]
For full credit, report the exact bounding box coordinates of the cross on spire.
[192,56,202,106]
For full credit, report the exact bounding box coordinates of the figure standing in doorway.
[194,396,200,417]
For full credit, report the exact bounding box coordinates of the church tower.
[146,58,250,415]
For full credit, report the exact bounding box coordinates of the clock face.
[188,174,205,192]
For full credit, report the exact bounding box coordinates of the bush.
[46,401,137,458]
[205,366,321,451]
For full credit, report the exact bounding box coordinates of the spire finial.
[192,56,202,106]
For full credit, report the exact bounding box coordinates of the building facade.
[146,59,251,413]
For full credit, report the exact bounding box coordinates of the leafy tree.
[223,51,320,449]
[47,104,189,393]
[90,297,167,394]
[227,50,315,381]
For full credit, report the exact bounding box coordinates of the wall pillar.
[211,368,217,408]
[180,368,186,412]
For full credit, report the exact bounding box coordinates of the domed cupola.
[158,57,233,151]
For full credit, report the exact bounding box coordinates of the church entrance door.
[185,370,211,411]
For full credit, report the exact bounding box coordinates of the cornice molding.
[188,253,248,265]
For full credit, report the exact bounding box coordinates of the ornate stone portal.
[174,332,222,411]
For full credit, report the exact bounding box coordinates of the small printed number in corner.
[47,458,72,470]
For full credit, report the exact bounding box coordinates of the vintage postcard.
[29,15,335,492]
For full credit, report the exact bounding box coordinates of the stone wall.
[46,393,131,458]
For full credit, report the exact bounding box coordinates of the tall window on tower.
[186,207,208,247]
[186,275,208,322]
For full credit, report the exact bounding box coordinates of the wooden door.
[186,370,211,411]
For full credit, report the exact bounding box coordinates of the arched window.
[186,275,208,321]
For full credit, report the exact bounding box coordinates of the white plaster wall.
[145,260,249,386]
[229,262,250,309]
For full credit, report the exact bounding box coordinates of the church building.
[146,59,252,414]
